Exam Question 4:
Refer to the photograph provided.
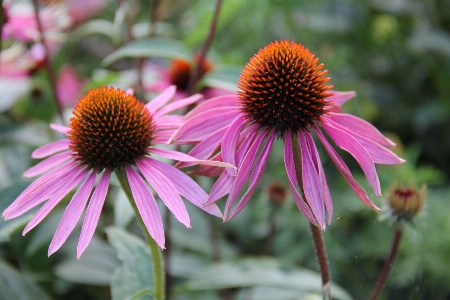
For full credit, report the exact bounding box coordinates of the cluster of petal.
[2,86,232,258]
[170,92,405,229]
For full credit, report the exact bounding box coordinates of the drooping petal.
[328,113,396,148]
[145,85,176,114]
[24,151,72,178]
[169,108,239,143]
[227,131,275,221]
[321,119,381,196]
[31,140,71,159]
[77,171,110,258]
[50,124,70,135]
[4,163,78,219]
[184,95,238,119]
[125,166,165,249]
[141,158,222,217]
[151,148,236,171]
[299,133,325,229]
[224,131,266,220]
[222,115,246,176]
[205,171,235,206]
[353,135,405,165]
[137,159,190,227]
[283,133,316,223]
[304,132,333,224]
[23,168,89,235]
[48,172,96,256]
[153,94,202,119]
[314,128,379,211]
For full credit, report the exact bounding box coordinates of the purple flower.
[2,86,231,258]
[170,41,405,229]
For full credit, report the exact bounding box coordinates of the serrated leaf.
[0,260,51,300]
[181,257,352,300]
[106,226,154,300]
[102,37,193,66]
[198,65,242,92]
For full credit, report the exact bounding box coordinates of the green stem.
[291,135,331,300]
[115,167,165,300]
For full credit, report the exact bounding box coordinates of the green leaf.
[198,65,242,92]
[55,235,120,286]
[180,257,352,300]
[102,37,193,66]
[106,226,155,300]
[0,260,51,300]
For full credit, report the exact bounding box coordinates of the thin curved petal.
[184,95,238,119]
[283,133,316,223]
[227,131,275,221]
[23,168,88,235]
[48,172,96,256]
[322,119,381,196]
[141,158,222,217]
[125,166,165,249]
[328,113,396,148]
[151,148,236,171]
[205,171,235,206]
[328,91,356,106]
[314,128,379,211]
[145,85,176,114]
[32,140,71,159]
[50,124,70,135]
[24,151,72,178]
[222,115,246,176]
[299,133,325,229]
[137,160,190,227]
[77,171,110,259]
[153,94,202,119]
[224,131,266,220]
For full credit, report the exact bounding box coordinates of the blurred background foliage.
[1,0,450,299]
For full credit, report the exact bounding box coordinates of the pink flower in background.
[170,41,405,228]
[66,0,106,24]
[2,86,232,258]
[56,65,87,107]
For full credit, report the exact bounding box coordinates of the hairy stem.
[116,168,165,300]
[369,226,404,300]
[31,0,64,123]
[291,135,331,300]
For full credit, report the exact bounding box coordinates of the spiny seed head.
[238,40,332,136]
[68,87,155,171]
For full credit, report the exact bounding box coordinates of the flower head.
[2,86,231,258]
[170,40,405,229]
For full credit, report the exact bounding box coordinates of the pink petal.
[151,148,236,171]
[23,168,88,235]
[283,133,316,223]
[314,128,379,211]
[3,162,77,219]
[125,166,165,249]
[136,160,190,227]
[77,171,110,259]
[153,94,203,119]
[224,131,266,220]
[48,172,96,256]
[328,113,396,148]
[322,119,381,196]
[50,124,70,135]
[169,108,239,143]
[24,151,72,178]
[299,133,325,229]
[328,91,356,106]
[227,131,275,220]
[141,158,222,217]
[31,139,70,159]
[184,95,238,119]
[205,172,235,206]
[353,135,405,165]
[155,115,184,130]
[222,116,246,176]
[145,85,176,114]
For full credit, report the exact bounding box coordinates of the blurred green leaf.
[0,260,51,300]
[102,37,193,66]
[198,65,241,92]
[179,257,352,300]
[106,226,154,300]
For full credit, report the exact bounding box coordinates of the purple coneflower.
[170,40,405,229]
[2,86,230,258]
